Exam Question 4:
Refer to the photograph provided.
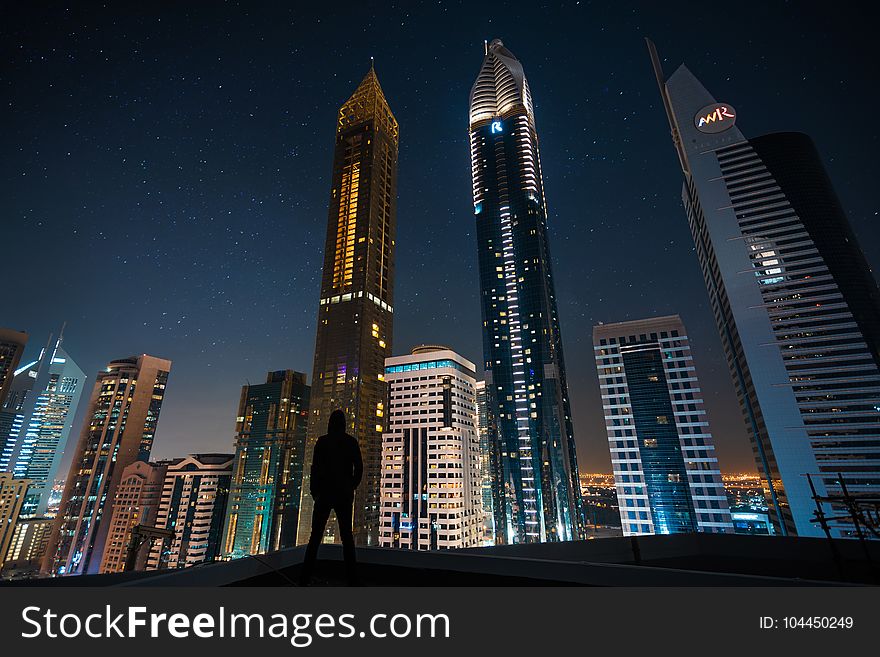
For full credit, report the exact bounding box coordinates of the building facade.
[0,328,28,408]
[222,370,309,559]
[0,333,85,517]
[648,40,880,538]
[379,346,482,550]
[98,459,168,573]
[474,380,498,544]
[0,329,28,453]
[42,354,172,575]
[593,316,733,536]
[147,453,232,570]
[298,66,398,547]
[469,39,583,543]
[0,473,30,572]
[1,516,53,578]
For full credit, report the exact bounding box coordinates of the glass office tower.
[222,370,309,558]
[298,66,398,547]
[0,334,85,517]
[648,39,880,538]
[593,316,733,536]
[469,39,583,543]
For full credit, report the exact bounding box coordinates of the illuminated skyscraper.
[469,39,583,543]
[379,346,482,550]
[298,66,398,547]
[593,316,733,536]
[42,354,172,575]
[648,39,880,537]
[0,333,86,517]
[223,370,309,558]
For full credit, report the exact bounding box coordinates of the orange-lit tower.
[297,66,398,546]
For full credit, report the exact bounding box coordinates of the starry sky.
[3,2,878,475]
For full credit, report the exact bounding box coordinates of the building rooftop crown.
[469,38,534,128]
[411,344,453,355]
[338,67,398,142]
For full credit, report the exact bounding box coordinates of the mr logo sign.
[693,103,737,134]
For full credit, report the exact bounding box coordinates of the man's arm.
[351,438,363,490]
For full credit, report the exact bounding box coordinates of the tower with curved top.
[469,39,584,543]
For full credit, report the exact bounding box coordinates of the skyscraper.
[0,333,86,517]
[0,329,28,408]
[147,453,233,570]
[379,346,482,550]
[42,354,172,575]
[469,39,583,543]
[298,66,398,547]
[99,459,168,573]
[222,370,309,558]
[593,316,733,536]
[648,39,880,538]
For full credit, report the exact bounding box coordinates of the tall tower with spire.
[468,39,584,544]
[297,67,398,546]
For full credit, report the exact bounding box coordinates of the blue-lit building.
[648,40,880,538]
[222,370,310,559]
[731,511,774,536]
[594,315,733,536]
[0,333,85,517]
[468,39,583,543]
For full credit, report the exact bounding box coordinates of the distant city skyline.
[4,3,879,482]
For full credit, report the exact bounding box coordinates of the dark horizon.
[2,2,878,476]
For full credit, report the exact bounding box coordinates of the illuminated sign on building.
[491,120,503,134]
[694,103,737,134]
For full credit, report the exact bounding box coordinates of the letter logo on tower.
[694,103,737,133]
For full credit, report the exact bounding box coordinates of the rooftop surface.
[5,534,879,587]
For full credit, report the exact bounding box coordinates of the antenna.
[645,37,687,173]
[370,55,374,71]
[484,39,488,55]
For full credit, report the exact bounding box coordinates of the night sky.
[3,2,878,475]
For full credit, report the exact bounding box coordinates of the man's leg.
[299,498,331,586]
[334,496,358,585]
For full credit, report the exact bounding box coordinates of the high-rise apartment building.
[648,40,880,537]
[379,346,482,550]
[222,370,309,559]
[147,453,232,570]
[298,66,398,547]
[99,459,168,573]
[469,39,583,543]
[43,354,172,575]
[0,328,28,408]
[593,316,733,536]
[0,333,85,517]
[0,473,30,572]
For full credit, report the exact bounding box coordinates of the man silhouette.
[298,410,363,586]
